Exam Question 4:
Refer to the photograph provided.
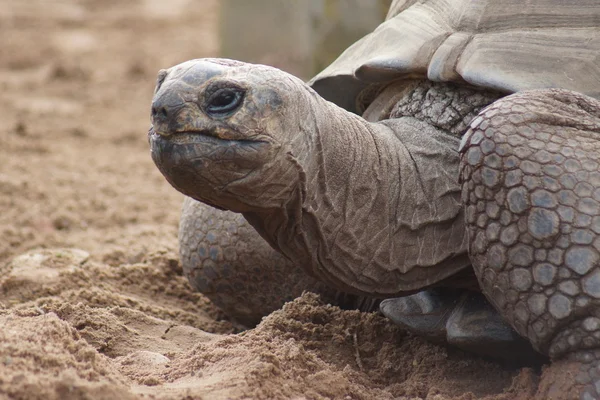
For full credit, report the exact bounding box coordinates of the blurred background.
[0,0,389,265]
[221,0,391,78]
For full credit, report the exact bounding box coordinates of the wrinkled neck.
[244,95,380,260]
[300,95,391,217]
[245,92,469,296]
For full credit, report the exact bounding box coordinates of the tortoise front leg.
[179,197,335,327]
[460,89,600,399]
[179,198,369,327]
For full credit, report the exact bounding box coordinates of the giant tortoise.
[148,0,600,398]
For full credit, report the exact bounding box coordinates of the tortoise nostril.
[151,106,169,120]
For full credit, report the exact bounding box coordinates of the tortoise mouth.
[150,126,262,144]
[148,126,270,156]
[148,127,272,208]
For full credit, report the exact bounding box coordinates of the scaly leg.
[460,89,600,399]
[179,197,367,326]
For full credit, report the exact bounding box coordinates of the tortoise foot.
[446,291,542,362]
[572,350,600,400]
[381,289,540,361]
[380,288,460,343]
[535,350,600,400]
[459,89,600,395]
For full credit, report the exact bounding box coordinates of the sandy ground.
[0,1,577,399]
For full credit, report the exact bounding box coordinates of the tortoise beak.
[148,125,272,213]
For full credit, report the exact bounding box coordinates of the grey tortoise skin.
[148,58,600,399]
[178,78,502,327]
[460,89,600,399]
[179,196,360,327]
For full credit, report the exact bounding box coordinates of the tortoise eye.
[205,88,244,116]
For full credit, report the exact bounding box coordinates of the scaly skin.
[179,197,336,326]
[149,59,469,298]
[180,79,502,324]
[460,89,600,399]
[149,59,600,398]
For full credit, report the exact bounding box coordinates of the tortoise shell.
[310,0,600,113]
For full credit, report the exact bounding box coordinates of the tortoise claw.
[446,291,543,362]
[380,288,459,343]
[381,289,543,362]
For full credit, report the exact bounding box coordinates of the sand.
[0,1,578,399]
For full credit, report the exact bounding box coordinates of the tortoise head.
[148,59,312,212]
